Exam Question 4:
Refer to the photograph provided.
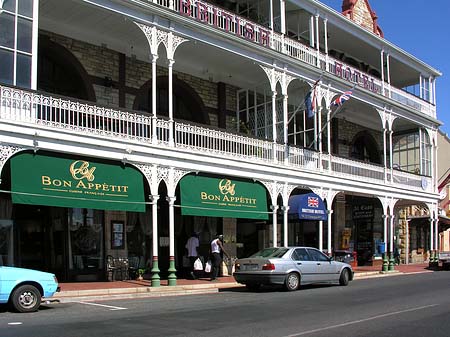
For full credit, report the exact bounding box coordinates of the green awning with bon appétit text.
[180,175,268,220]
[10,153,145,212]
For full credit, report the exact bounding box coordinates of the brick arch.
[133,76,210,125]
[38,35,96,101]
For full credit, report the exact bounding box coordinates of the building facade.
[0,0,442,283]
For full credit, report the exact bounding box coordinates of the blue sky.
[320,0,449,135]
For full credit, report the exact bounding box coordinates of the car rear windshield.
[249,248,289,258]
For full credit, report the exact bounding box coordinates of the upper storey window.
[392,129,431,176]
[0,0,34,88]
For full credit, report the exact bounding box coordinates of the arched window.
[350,132,381,164]
[37,36,95,101]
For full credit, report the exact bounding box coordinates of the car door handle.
[317,263,321,265]
[297,262,302,265]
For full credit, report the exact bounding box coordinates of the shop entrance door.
[15,205,66,280]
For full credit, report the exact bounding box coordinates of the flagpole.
[308,86,356,150]
[287,74,323,125]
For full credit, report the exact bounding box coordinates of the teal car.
[0,266,59,312]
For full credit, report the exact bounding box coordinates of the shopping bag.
[194,258,203,271]
[204,260,212,273]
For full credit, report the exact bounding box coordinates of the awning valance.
[288,193,328,221]
[11,152,145,212]
[180,175,268,220]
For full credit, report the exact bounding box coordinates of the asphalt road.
[1,271,450,337]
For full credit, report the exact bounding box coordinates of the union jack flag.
[331,90,352,107]
[307,196,319,208]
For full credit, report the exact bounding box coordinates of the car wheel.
[339,269,350,286]
[11,285,42,313]
[284,272,300,291]
[245,283,261,291]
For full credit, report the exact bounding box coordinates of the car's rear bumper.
[233,272,286,285]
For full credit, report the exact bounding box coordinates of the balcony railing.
[0,85,433,193]
[153,0,436,118]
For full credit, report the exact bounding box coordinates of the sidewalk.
[52,263,432,303]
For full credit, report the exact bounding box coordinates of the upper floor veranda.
[0,0,442,202]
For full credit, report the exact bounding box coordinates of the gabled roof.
[341,0,384,37]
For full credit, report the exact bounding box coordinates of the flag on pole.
[304,78,320,118]
[304,90,316,118]
[331,90,352,107]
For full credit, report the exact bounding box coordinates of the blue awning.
[288,193,328,221]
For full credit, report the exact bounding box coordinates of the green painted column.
[388,253,395,271]
[382,253,388,272]
[168,256,177,286]
[151,256,160,287]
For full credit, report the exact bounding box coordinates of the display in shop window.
[111,221,124,249]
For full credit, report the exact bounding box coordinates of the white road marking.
[284,304,438,337]
[74,301,127,311]
[8,322,23,325]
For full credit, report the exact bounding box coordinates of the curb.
[53,282,243,303]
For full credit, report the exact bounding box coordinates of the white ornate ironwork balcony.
[153,0,435,118]
[0,85,432,193]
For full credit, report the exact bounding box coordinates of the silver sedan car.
[233,247,354,291]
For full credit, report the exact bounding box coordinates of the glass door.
[67,208,104,281]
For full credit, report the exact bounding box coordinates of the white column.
[151,54,158,144]
[319,220,323,251]
[309,15,315,48]
[31,0,39,90]
[389,130,393,182]
[383,127,387,182]
[151,195,160,259]
[282,205,289,247]
[380,50,385,95]
[283,94,288,145]
[326,107,332,170]
[167,195,176,257]
[433,79,437,106]
[318,105,322,153]
[271,205,279,247]
[434,141,438,190]
[269,0,274,31]
[168,59,175,146]
[272,90,278,162]
[435,218,439,251]
[283,93,289,163]
[428,77,432,103]
[280,0,286,34]
[315,14,320,67]
[327,210,333,255]
[430,217,434,251]
[324,18,329,71]
[382,214,388,245]
[389,214,394,254]
[419,74,423,99]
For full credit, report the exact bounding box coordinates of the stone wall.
[41,31,239,129]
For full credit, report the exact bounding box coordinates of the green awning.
[180,175,268,220]
[10,152,145,212]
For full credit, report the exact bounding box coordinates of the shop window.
[68,209,104,273]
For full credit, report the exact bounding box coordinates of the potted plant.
[137,268,145,281]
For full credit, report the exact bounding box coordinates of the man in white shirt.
[185,232,199,279]
[210,234,229,281]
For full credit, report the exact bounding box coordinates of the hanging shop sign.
[10,152,145,212]
[180,175,268,220]
[288,193,328,221]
